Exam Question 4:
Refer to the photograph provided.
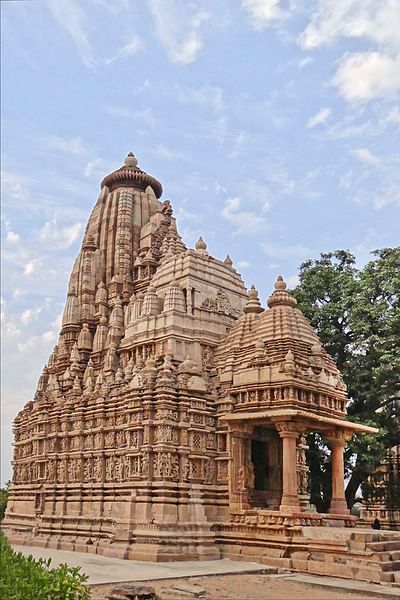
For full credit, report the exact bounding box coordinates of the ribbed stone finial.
[267,276,297,309]
[244,285,264,314]
[124,152,138,169]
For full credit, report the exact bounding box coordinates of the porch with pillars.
[226,417,351,519]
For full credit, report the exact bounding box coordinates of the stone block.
[291,559,308,571]
[381,572,395,583]
[290,551,310,560]
[262,547,287,558]
[309,552,326,562]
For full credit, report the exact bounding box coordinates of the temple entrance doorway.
[249,426,282,510]
[251,439,268,491]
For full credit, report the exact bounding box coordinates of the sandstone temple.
[5,153,400,583]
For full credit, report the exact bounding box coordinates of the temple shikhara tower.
[7,153,394,578]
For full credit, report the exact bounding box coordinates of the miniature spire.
[95,281,108,312]
[283,349,296,374]
[62,286,79,326]
[267,276,297,309]
[163,280,185,312]
[141,286,160,316]
[93,315,108,352]
[243,285,264,314]
[77,323,93,351]
[224,255,233,267]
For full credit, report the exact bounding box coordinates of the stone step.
[377,561,400,572]
[385,541,400,552]
[390,550,400,561]
[367,540,400,553]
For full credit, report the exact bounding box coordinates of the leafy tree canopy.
[293,247,400,510]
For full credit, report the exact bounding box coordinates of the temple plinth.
[3,153,377,564]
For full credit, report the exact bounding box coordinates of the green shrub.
[0,532,91,599]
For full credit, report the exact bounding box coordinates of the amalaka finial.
[267,275,297,309]
[244,285,264,314]
[274,275,287,291]
[124,152,138,169]
[195,236,208,256]
[195,236,207,251]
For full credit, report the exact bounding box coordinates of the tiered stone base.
[3,510,400,585]
[217,519,400,585]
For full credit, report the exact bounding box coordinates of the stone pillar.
[326,430,350,515]
[275,421,303,512]
[228,423,253,511]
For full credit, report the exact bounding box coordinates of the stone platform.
[10,525,400,586]
[11,546,266,585]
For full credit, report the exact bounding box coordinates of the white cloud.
[332,51,400,103]
[148,0,209,65]
[105,35,142,64]
[242,0,288,29]
[20,307,43,325]
[222,196,266,235]
[24,259,39,276]
[352,147,381,166]
[299,0,400,52]
[47,0,96,68]
[261,240,310,260]
[6,230,20,243]
[39,219,82,249]
[307,107,331,128]
[1,171,30,203]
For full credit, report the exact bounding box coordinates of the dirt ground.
[90,572,379,600]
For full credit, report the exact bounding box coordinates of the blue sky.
[1,0,399,484]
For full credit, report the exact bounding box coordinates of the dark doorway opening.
[251,439,268,491]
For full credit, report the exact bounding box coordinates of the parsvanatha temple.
[4,154,400,584]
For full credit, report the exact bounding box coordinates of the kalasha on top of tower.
[101,152,163,197]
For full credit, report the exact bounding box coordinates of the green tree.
[0,481,10,520]
[293,248,400,510]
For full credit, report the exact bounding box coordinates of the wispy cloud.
[261,240,311,260]
[351,147,381,167]
[148,0,209,65]
[307,107,331,128]
[105,35,142,64]
[299,0,400,52]
[39,218,82,249]
[47,0,96,69]
[104,105,156,128]
[242,0,290,29]
[222,196,267,235]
